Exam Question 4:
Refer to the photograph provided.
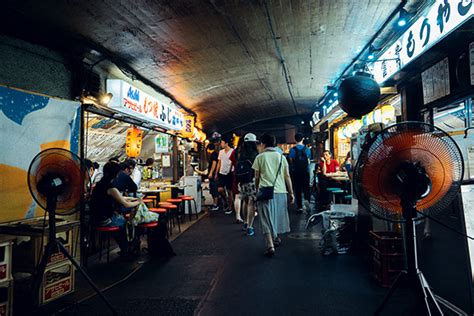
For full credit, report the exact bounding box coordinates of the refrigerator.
[183,176,202,214]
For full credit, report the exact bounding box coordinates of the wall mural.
[0,86,80,222]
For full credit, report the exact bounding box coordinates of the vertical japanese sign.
[371,0,473,83]
[0,86,80,222]
[107,79,184,131]
[181,115,195,139]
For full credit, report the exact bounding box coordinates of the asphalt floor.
[50,210,420,316]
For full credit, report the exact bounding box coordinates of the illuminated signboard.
[371,0,473,83]
[106,79,184,131]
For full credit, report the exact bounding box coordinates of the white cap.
[243,133,257,142]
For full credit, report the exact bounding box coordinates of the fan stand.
[374,202,444,315]
[32,195,117,315]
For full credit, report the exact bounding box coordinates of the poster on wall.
[154,134,170,153]
[0,86,80,222]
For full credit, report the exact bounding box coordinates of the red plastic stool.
[167,198,184,223]
[95,226,120,263]
[162,204,179,235]
[138,222,159,228]
[149,208,167,214]
[180,196,198,221]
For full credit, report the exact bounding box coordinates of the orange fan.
[353,122,464,314]
[28,148,83,215]
[354,122,463,222]
[27,148,116,312]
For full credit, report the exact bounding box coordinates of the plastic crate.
[0,280,13,316]
[0,242,13,283]
[369,231,403,254]
[13,229,74,273]
[40,261,75,305]
[370,245,404,287]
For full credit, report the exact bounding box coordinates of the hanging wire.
[262,0,299,115]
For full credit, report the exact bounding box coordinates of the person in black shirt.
[113,159,138,196]
[90,162,141,253]
[207,143,220,211]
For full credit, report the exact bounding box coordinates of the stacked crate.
[13,228,76,305]
[369,231,404,287]
[0,237,14,316]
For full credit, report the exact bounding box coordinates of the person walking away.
[253,133,294,257]
[206,143,220,212]
[289,133,311,213]
[215,136,235,214]
[235,133,259,235]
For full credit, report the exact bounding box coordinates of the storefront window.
[434,102,466,131]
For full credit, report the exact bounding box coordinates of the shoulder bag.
[256,154,283,201]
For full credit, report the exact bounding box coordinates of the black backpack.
[293,147,309,174]
[235,159,254,184]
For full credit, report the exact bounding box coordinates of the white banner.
[107,79,184,131]
[371,0,473,83]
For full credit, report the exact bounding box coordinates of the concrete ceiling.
[2,0,425,134]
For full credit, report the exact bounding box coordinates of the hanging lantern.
[362,115,368,126]
[353,119,362,132]
[337,128,345,139]
[125,126,143,158]
[381,105,395,123]
[367,111,375,125]
[342,126,350,138]
[373,108,383,123]
[337,74,381,118]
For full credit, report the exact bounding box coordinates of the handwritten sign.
[371,0,473,83]
[106,79,184,131]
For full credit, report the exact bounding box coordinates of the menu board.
[461,184,474,281]
[422,58,450,104]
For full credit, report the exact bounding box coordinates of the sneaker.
[242,223,248,231]
[224,208,233,215]
[236,218,244,224]
[296,208,303,214]
[247,227,255,236]
[209,205,219,211]
[303,200,310,212]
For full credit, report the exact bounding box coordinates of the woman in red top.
[320,150,340,175]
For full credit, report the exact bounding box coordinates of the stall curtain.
[0,86,80,222]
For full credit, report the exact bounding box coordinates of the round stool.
[180,196,198,221]
[95,226,120,263]
[138,221,159,228]
[167,198,184,223]
[158,202,172,207]
[327,188,345,204]
[162,204,180,235]
[142,198,154,207]
[149,208,167,214]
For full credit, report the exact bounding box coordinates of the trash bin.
[320,210,356,255]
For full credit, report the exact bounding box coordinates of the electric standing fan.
[353,122,464,315]
[28,148,116,314]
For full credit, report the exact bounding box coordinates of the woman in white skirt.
[252,133,294,257]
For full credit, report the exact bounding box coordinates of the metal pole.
[79,104,87,268]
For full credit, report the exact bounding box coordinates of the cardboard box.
[40,262,74,305]
[0,280,13,316]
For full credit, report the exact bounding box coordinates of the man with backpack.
[289,133,312,213]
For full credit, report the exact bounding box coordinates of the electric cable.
[417,211,474,241]
[54,261,145,314]
[262,0,299,116]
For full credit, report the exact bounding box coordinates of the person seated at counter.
[90,162,141,255]
[319,150,340,176]
[113,159,138,197]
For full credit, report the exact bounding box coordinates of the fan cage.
[354,122,464,223]
[28,148,84,216]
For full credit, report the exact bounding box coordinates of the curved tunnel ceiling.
[2,0,422,134]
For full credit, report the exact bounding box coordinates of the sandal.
[263,247,275,258]
[273,237,282,247]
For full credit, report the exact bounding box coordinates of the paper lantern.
[381,105,395,123]
[337,74,381,118]
[125,126,143,158]
[367,111,375,125]
[342,126,350,138]
[373,109,382,123]
[353,119,362,132]
[338,128,345,139]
